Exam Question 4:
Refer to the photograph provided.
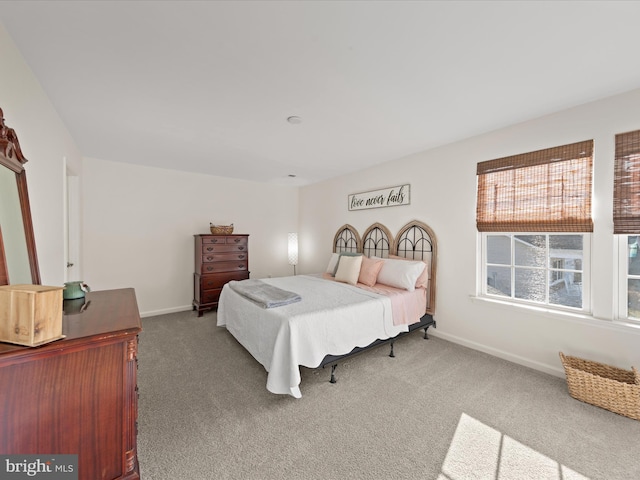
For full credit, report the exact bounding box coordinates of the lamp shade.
[288,233,298,266]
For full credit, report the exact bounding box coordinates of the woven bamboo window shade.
[476,140,594,232]
[613,129,640,234]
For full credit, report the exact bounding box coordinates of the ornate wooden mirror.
[0,108,40,285]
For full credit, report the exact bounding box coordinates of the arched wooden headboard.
[393,220,437,315]
[333,224,361,254]
[361,223,393,259]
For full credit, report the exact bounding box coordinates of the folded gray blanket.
[229,279,301,308]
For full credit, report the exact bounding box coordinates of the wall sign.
[348,184,410,211]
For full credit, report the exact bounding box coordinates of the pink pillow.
[358,256,384,287]
[390,254,430,289]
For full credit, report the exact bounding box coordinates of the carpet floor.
[136,310,640,480]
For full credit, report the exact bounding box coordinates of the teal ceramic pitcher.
[63,281,91,300]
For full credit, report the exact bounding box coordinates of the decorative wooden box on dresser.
[193,234,249,316]
[0,288,142,480]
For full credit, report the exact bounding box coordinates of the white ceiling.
[1,1,640,186]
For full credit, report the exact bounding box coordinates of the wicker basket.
[559,352,640,420]
[210,223,234,235]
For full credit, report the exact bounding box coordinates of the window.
[613,129,640,323]
[622,235,640,321]
[477,141,593,312]
[483,233,588,310]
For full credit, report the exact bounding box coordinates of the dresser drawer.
[201,252,248,263]
[200,260,248,274]
[199,288,222,305]
[198,271,250,290]
[224,236,247,245]
[201,243,248,254]
[202,236,248,246]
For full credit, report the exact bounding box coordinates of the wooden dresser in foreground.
[193,234,249,316]
[0,288,142,480]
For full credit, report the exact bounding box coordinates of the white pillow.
[376,257,426,291]
[334,255,363,286]
[326,253,340,274]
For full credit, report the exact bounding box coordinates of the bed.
[217,220,437,398]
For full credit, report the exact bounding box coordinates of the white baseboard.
[140,305,194,318]
[428,330,566,379]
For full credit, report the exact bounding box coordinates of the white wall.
[82,157,298,316]
[299,88,640,377]
[0,23,83,287]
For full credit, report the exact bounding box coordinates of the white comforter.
[217,274,409,398]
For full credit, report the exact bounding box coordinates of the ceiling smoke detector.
[286,116,302,124]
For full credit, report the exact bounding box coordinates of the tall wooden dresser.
[193,234,249,316]
[0,288,142,480]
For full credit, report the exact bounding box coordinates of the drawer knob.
[238,246,245,251]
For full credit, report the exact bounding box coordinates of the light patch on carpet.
[438,413,590,480]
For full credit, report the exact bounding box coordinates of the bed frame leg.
[330,364,337,383]
[424,320,437,339]
[389,342,395,358]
